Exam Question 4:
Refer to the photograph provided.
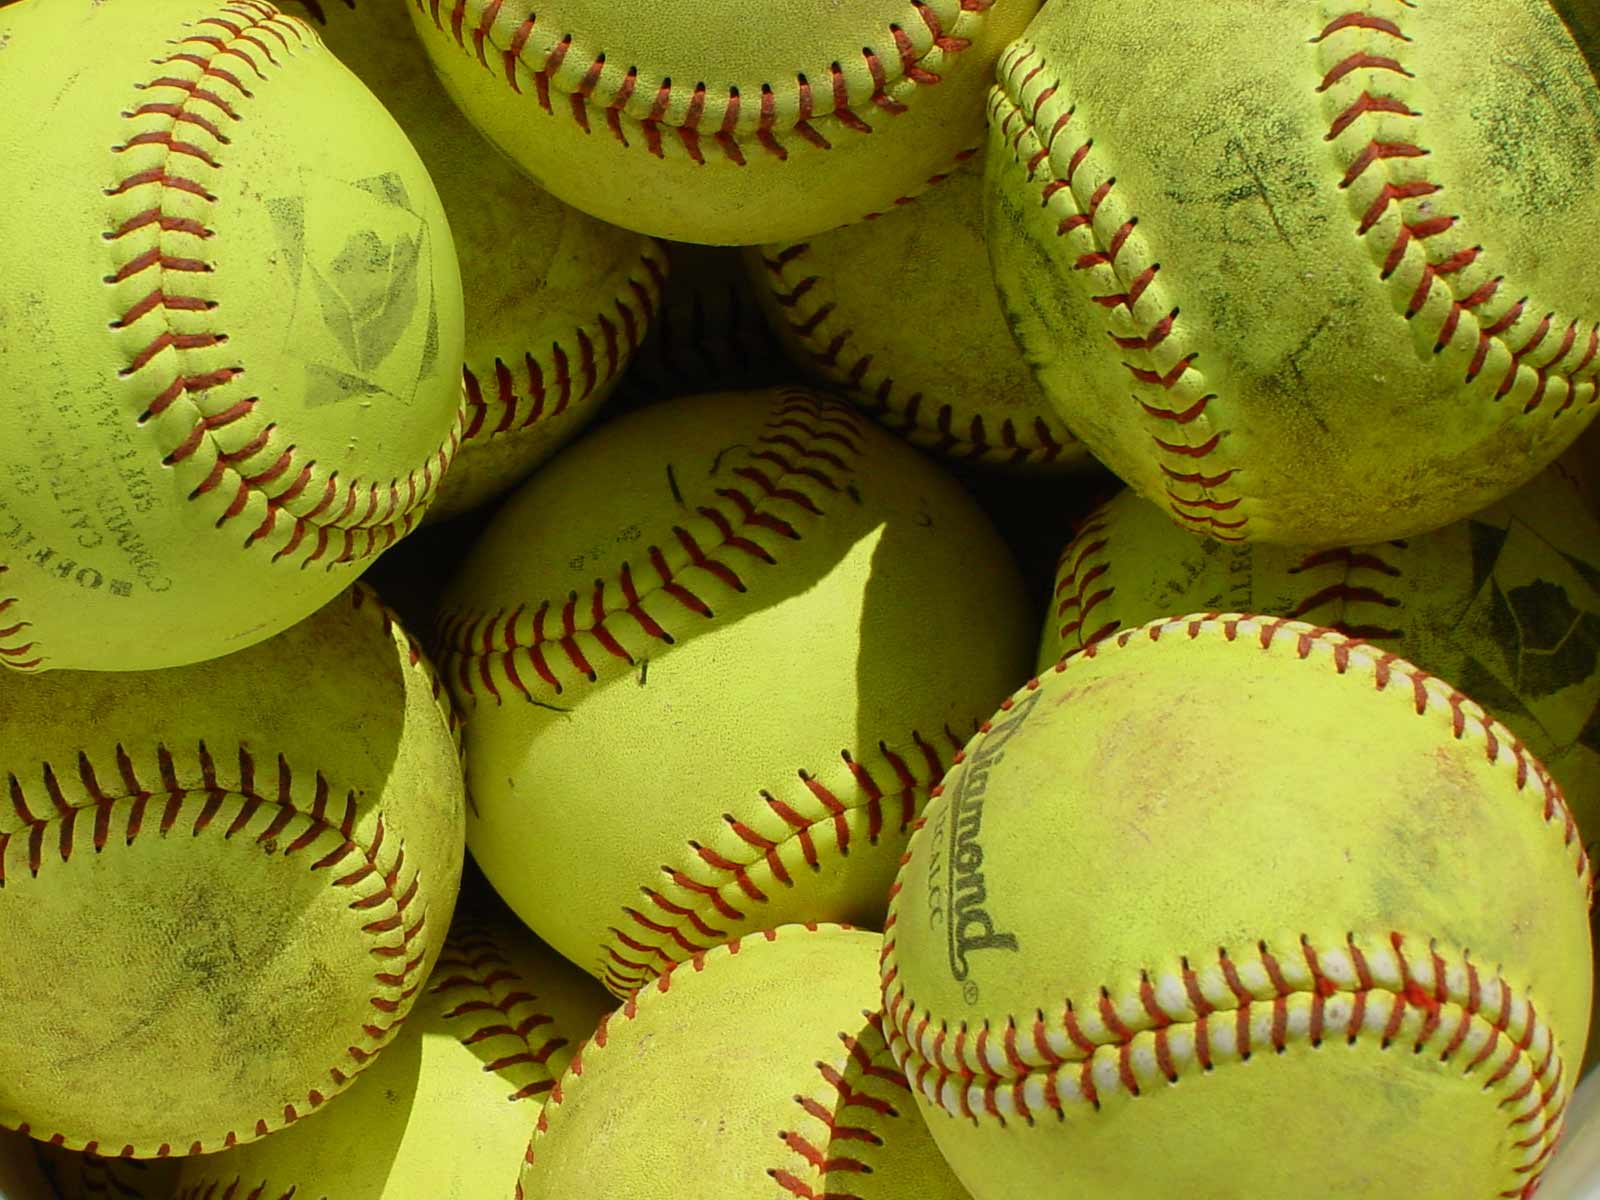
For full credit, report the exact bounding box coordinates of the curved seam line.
[989,42,1248,541]
[419,0,991,161]
[459,242,669,443]
[1314,7,1600,416]
[108,1,461,568]
[757,235,1075,463]
[436,392,867,699]
[597,730,962,995]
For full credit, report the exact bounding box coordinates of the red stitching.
[437,392,865,704]
[768,1012,912,1200]
[885,927,1570,1191]
[0,743,426,1155]
[416,0,995,163]
[756,212,1076,468]
[992,43,1246,539]
[1286,543,1406,640]
[598,729,962,995]
[1049,506,1120,651]
[105,2,462,568]
[459,244,668,443]
[1317,6,1600,418]
[428,927,570,1102]
[0,566,42,672]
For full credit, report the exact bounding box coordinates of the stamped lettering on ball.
[938,689,1040,1003]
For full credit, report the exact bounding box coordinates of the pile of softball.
[1,2,1597,1198]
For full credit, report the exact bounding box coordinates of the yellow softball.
[0,0,465,673]
[0,584,465,1157]
[433,388,1034,993]
[985,1,1600,546]
[173,909,610,1200]
[1044,464,1600,844]
[279,0,669,524]
[883,614,1593,1198]
[748,157,1085,472]
[521,924,970,1199]
[407,0,1040,245]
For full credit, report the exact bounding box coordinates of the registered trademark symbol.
[963,980,980,1006]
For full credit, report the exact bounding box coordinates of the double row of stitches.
[429,925,572,1101]
[0,565,41,672]
[882,925,1568,1192]
[1317,2,1600,415]
[882,615,1592,1192]
[436,390,868,704]
[1,735,429,1157]
[598,725,964,996]
[459,243,669,444]
[420,0,991,164]
[989,43,1246,541]
[426,391,959,996]
[107,1,458,570]
[756,237,1074,469]
[1049,506,1408,653]
[769,1011,915,1200]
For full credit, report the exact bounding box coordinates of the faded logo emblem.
[940,689,1040,995]
[1454,512,1600,758]
[267,171,442,409]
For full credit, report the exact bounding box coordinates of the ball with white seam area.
[882,614,1594,1199]
[0,0,467,673]
[519,924,973,1200]
[173,908,611,1200]
[0,583,465,1158]
[406,0,1041,244]
[432,387,1035,994]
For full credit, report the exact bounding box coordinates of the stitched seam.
[460,241,670,443]
[0,565,42,672]
[1,584,449,1158]
[882,926,1570,1196]
[597,729,964,996]
[883,612,1593,1196]
[1285,542,1406,639]
[427,927,571,1101]
[107,1,463,569]
[768,1011,913,1200]
[881,613,1592,1193]
[415,0,995,165]
[1,740,427,1157]
[756,214,1079,467]
[989,43,1248,541]
[1047,514,1410,656]
[1316,4,1600,417]
[1048,504,1119,654]
[517,925,836,1200]
[435,390,868,702]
